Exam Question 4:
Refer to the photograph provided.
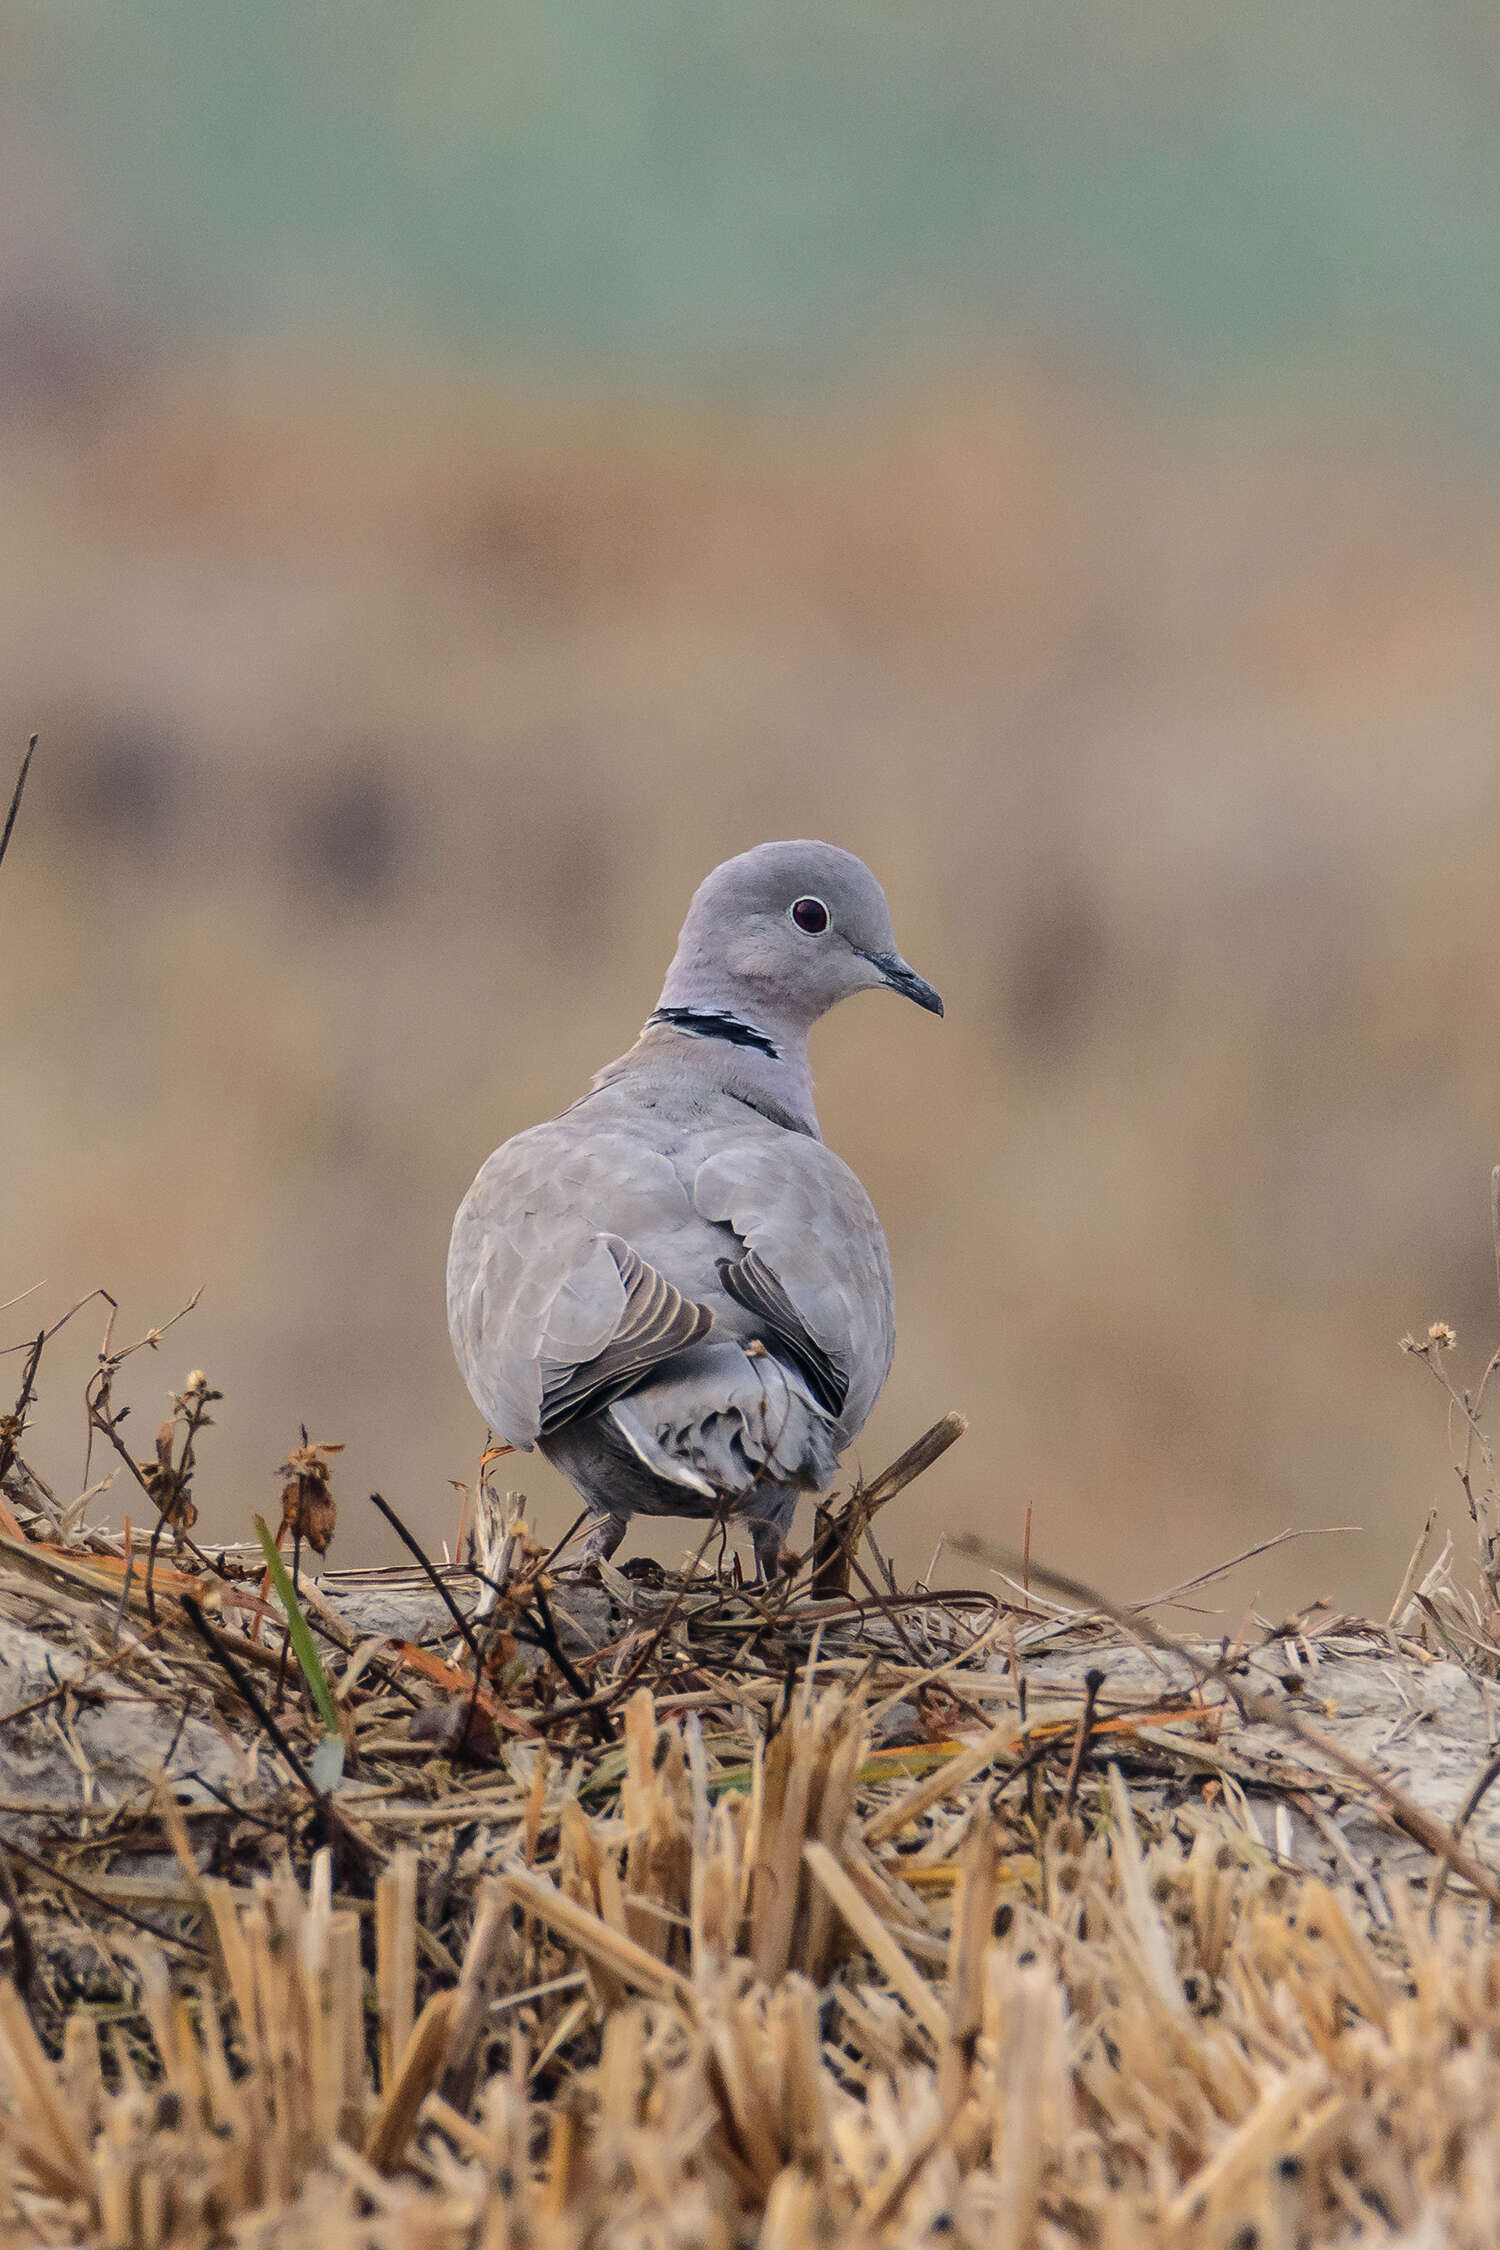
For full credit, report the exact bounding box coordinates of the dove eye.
[790,896,830,934]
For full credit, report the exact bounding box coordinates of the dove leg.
[748,1491,800,1581]
[582,1511,628,1566]
[748,1518,784,1580]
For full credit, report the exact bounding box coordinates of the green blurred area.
[21,0,1500,414]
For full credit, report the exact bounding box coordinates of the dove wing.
[447,1121,712,1447]
[692,1130,895,1444]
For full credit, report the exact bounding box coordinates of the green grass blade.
[253,1512,341,1735]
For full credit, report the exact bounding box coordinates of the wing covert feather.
[447,1122,711,1445]
[692,1132,894,1442]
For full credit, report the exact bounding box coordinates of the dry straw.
[8,1286,1500,2242]
[7,1663,1500,2247]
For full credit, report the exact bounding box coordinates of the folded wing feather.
[447,1126,714,1448]
[538,1241,712,1432]
[691,1133,895,1444]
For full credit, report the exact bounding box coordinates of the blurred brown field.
[4,355,1500,1620]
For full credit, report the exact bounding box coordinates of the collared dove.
[447,840,942,1574]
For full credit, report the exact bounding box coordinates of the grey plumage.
[447,839,941,1573]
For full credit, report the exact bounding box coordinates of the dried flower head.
[140,1418,198,1532]
[1400,1325,1458,1355]
[135,1368,220,1533]
[278,1440,343,1555]
[174,1370,222,1414]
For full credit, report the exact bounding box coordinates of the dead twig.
[178,1592,354,1860]
[1061,1665,1106,1813]
[807,1412,967,1598]
[952,1528,1500,1908]
[0,1330,43,1480]
[1,1834,208,1957]
[0,1845,37,2000]
[368,1489,483,1667]
[0,733,35,878]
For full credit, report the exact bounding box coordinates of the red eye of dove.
[791,896,830,934]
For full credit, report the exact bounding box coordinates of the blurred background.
[3,2,1500,1621]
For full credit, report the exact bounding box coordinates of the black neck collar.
[646,1006,780,1060]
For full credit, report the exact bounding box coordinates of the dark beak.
[869,951,944,1018]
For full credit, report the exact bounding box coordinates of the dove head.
[655,840,943,1043]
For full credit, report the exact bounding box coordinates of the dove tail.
[606,1340,840,1501]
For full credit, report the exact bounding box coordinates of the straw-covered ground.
[6,1302,1500,2248]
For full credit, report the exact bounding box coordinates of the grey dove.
[446,840,942,1575]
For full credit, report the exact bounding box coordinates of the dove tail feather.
[538,1339,839,1532]
[606,1340,840,1501]
[612,1344,837,1497]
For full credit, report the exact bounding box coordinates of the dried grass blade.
[802,1841,949,2045]
[363,1989,458,2173]
[1106,1762,1187,2018]
[0,1978,95,2204]
[500,1868,694,2006]
[862,1716,1016,1845]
